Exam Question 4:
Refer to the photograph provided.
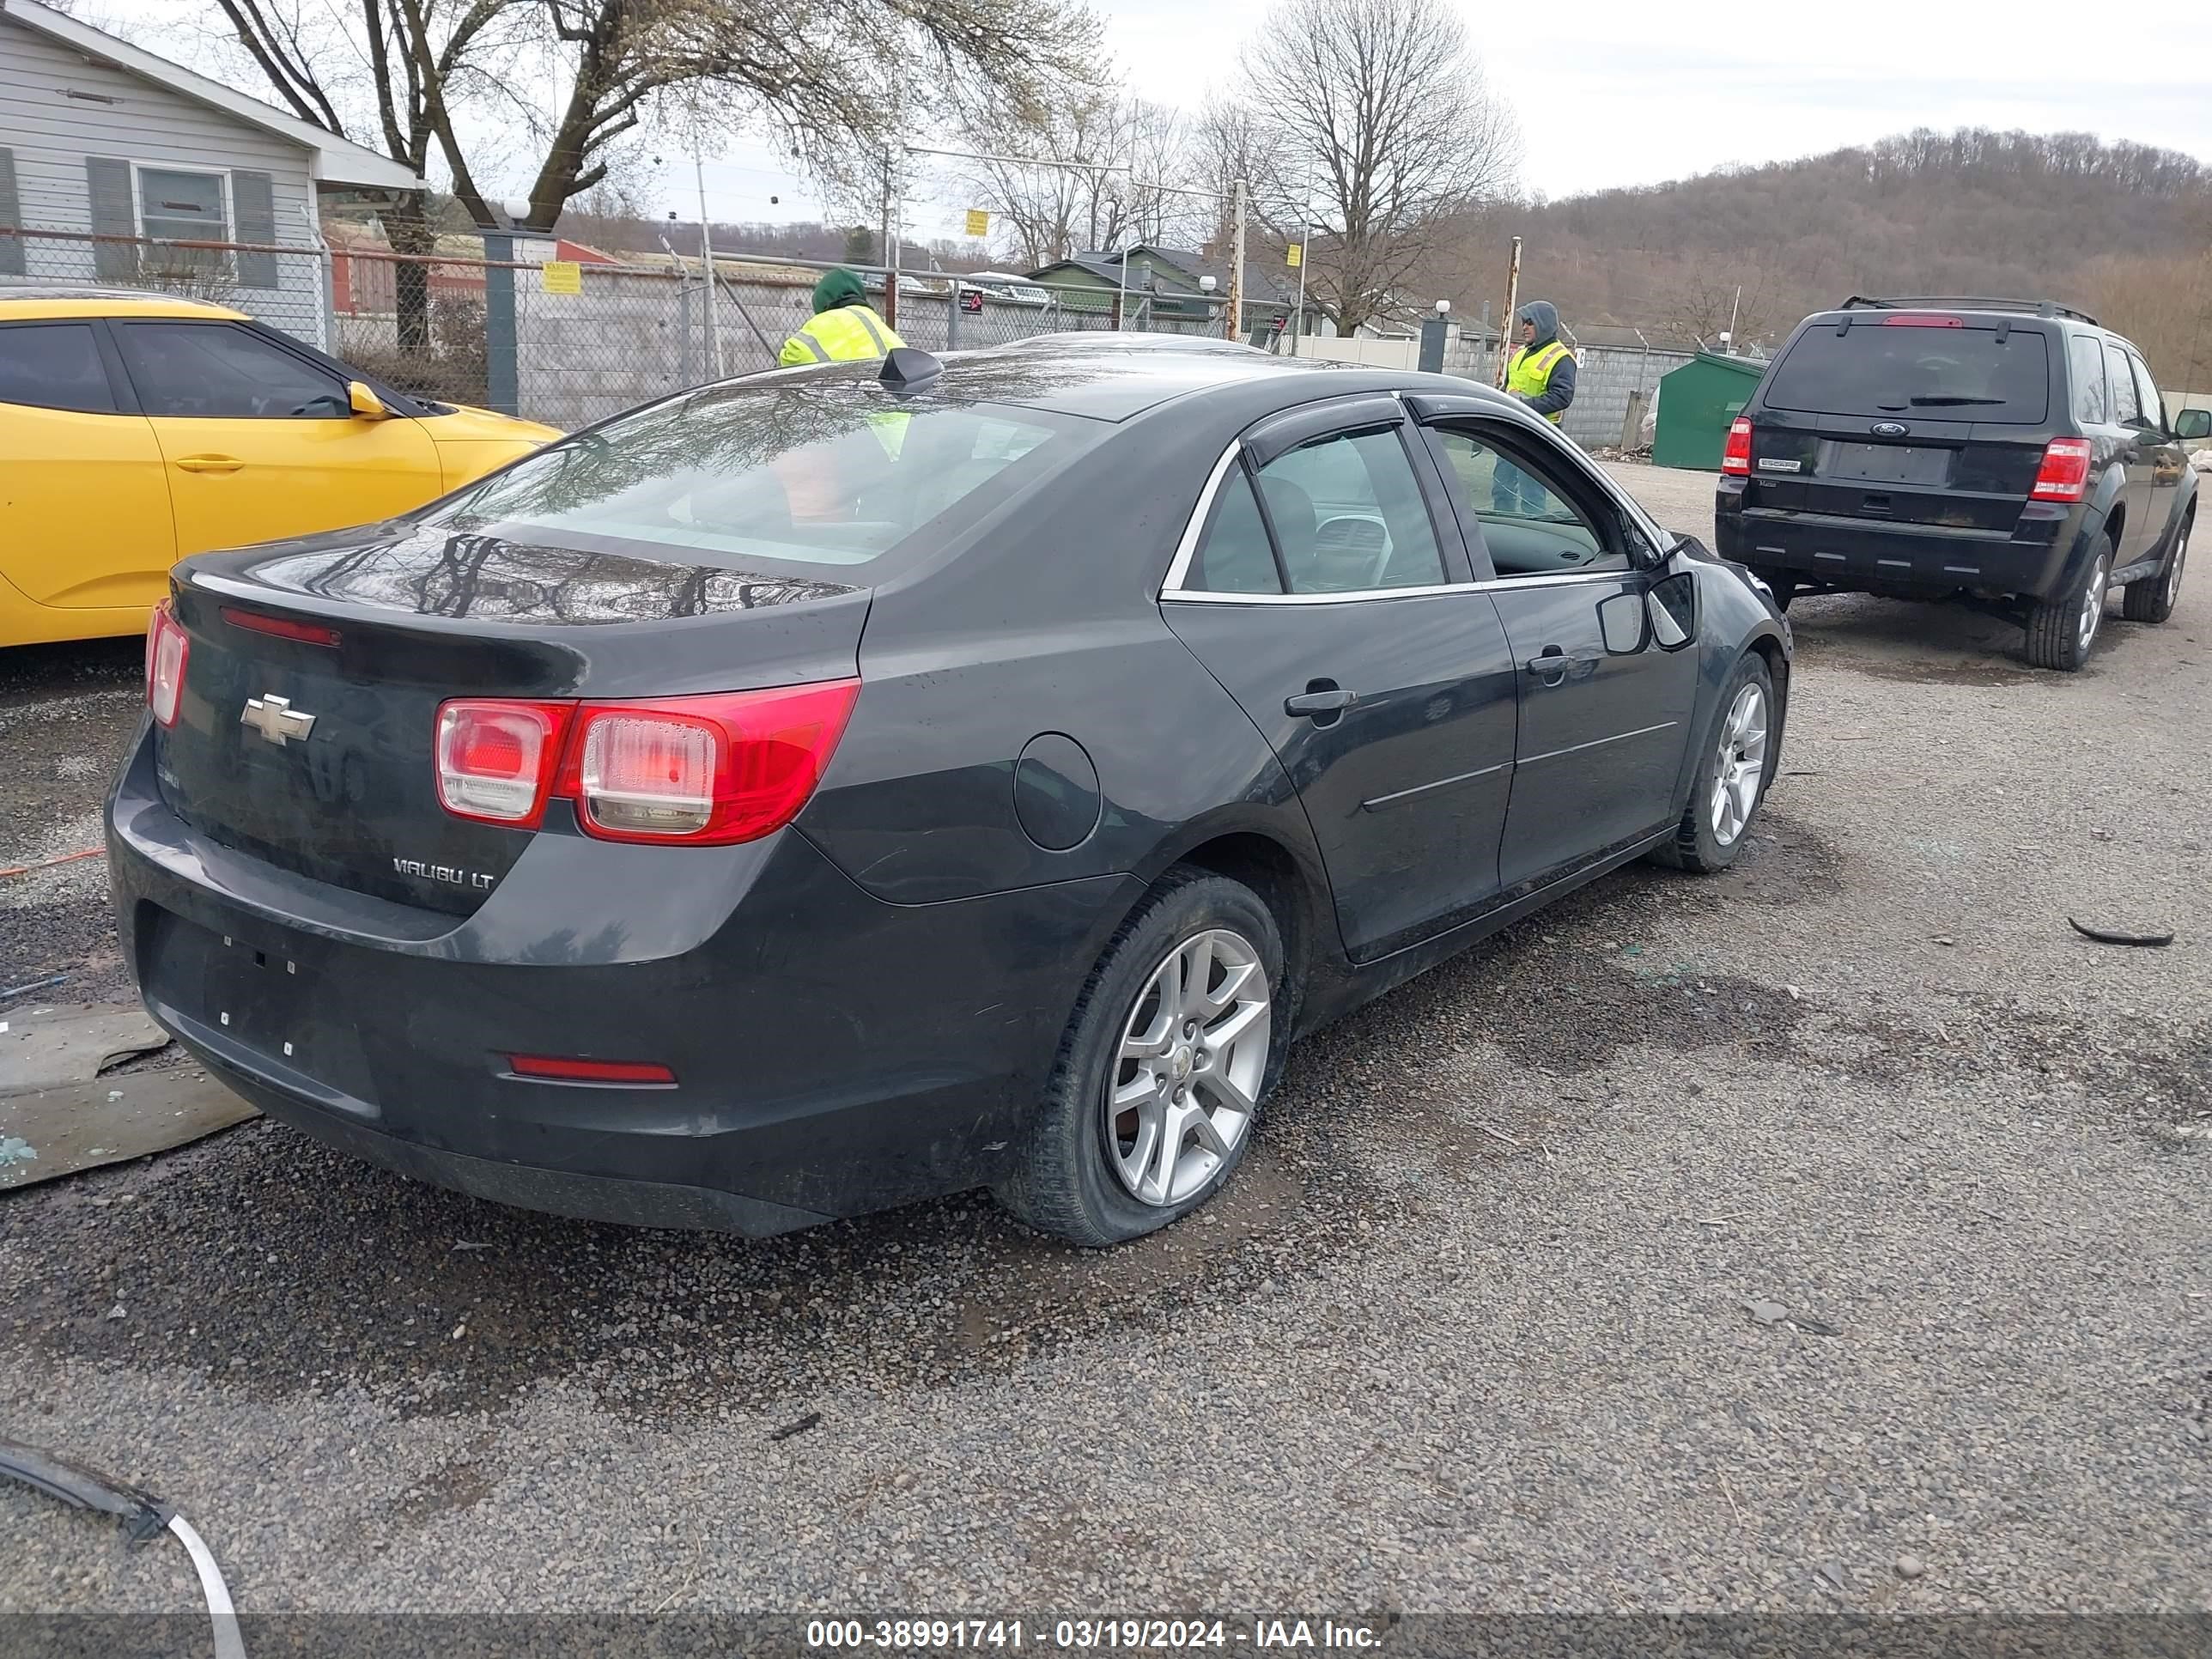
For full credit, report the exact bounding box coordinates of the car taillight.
[2031,437,2094,503]
[145,601,189,728]
[433,680,860,846]
[1721,416,1753,476]
[435,700,573,827]
[558,681,861,846]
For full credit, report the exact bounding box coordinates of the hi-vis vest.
[1506,338,1572,422]
[779,303,905,367]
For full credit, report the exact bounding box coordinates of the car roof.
[742,337,1516,424]
[0,285,248,322]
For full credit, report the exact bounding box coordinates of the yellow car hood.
[426,404,563,445]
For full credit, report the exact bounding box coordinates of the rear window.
[434,381,1091,568]
[1764,323,2051,425]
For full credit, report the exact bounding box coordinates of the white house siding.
[0,15,326,346]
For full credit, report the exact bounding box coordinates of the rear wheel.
[997,871,1284,1246]
[1650,652,1776,874]
[2025,538,2112,672]
[2123,509,2190,624]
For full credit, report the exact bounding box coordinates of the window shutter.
[0,149,23,276]
[233,170,277,288]
[84,157,136,281]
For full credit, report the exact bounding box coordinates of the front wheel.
[2123,510,2191,624]
[1650,652,1777,874]
[997,871,1285,1246]
[2026,537,2112,671]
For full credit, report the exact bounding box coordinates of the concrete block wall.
[1559,344,1693,449]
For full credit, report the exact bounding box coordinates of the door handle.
[173,455,246,473]
[1285,688,1357,717]
[1525,645,1570,683]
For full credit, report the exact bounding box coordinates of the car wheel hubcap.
[2168,527,2190,605]
[1709,682,1767,848]
[1106,928,1270,1208]
[2080,555,2109,653]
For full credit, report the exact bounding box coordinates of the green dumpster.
[1652,351,1766,471]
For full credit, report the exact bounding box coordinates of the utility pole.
[1727,284,1742,354]
[1226,177,1247,343]
[1495,235,1522,389]
[695,154,721,380]
[883,147,901,331]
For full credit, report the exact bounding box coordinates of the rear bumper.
[1715,483,2084,600]
[106,726,1136,1233]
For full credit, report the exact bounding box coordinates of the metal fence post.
[483,230,519,416]
[946,287,960,351]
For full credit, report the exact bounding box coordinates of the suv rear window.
[1764,323,2051,425]
[434,382,1090,568]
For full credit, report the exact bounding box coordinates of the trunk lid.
[158,521,869,916]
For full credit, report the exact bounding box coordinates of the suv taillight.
[434,681,860,847]
[2031,437,2094,503]
[1721,416,1753,476]
[145,600,189,728]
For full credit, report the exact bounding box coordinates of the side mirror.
[1596,590,1650,654]
[348,380,390,420]
[1647,571,1697,650]
[2177,408,2211,441]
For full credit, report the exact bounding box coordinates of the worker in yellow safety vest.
[779,268,906,366]
[1496,299,1578,514]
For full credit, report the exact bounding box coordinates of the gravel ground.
[2,468,2207,1626]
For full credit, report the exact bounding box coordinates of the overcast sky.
[113,0,2212,243]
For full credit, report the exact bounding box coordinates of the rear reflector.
[2031,436,2094,503]
[435,700,573,827]
[146,601,188,728]
[1721,416,1753,476]
[1881,313,1965,328]
[507,1054,678,1086]
[222,605,340,648]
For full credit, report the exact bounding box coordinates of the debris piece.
[1474,1123,1522,1149]
[0,1136,36,1168]
[1932,936,1955,947]
[450,1324,467,1340]
[1,1006,172,1094]
[0,848,104,882]
[1894,1556,1926,1580]
[0,1072,255,1190]
[1786,985,1802,1000]
[0,975,68,1002]
[105,1304,125,1322]
[1816,1559,1850,1594]
[451,1241,495,1252]
[2068,918,2174,948]
[1742,1298,1788,1326]
[0,1437,242,1659]
[769,1411,823,1443]
[1788,1315,1842,1337]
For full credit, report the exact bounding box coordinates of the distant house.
[1027,244,1314,342]
[326,222,617,318]
[0,0,421,348]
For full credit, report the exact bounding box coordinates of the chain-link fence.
[1,224,332,349]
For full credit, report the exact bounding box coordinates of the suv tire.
[2123,508,2191,625]
[998,870,1285,1247]
[2026,536,2112,672]
[1650,651,1777,874]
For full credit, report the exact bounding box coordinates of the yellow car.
[0,288,562,647]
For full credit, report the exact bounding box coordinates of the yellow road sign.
[964,209,990,239]
[1286,244,1302,269]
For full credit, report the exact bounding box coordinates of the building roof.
[0,0,423,192]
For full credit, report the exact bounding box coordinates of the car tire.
[2122,509,2191,625]
[996,870,1285,1247]
[1650,651,1777,875]
[2025,536,2112,672]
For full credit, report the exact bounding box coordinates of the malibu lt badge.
[240,693,316,746]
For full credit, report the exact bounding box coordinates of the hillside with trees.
[1424,129,2212,385]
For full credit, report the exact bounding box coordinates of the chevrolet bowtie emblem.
[240,693,316,745]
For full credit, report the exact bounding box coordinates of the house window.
[137,167,228,278]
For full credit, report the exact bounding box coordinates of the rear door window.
[2105,343,2144,427]
[1255,427,1447,593]
[2068,335,2108,426]
[0,322,116,413]
[1764,322,2051,424]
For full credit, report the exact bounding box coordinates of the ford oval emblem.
[1870,421,1909,438]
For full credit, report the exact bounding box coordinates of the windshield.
[1764,323,2051,425]
[431,381,1086,568]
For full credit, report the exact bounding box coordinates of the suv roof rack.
[1839,295,2100,326]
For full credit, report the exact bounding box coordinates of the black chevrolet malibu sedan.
[109,341,1790,1245]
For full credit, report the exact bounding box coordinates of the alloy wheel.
[1709,682,1768,848]
[1104,929,1271,1207]
[2166,525,2190,607]
[2079,553,2111,655]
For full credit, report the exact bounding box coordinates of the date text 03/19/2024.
[802,1620,1387,1650]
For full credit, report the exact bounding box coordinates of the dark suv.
[1715,296,2204,670]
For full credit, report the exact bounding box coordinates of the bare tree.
[954,92,1198,270]
[1234,0,1518,334]
[1662,252,1780,349]
[209,0,1103,348]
